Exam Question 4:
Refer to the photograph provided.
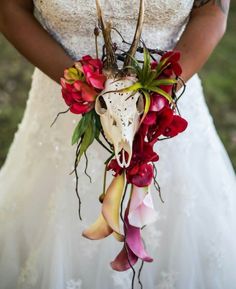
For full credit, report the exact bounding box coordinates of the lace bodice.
[33,0,194,60]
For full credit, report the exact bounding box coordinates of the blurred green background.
[0,4,236,170]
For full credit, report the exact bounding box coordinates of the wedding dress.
[0,0,236,288]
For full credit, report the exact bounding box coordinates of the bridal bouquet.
[56,0,188,287]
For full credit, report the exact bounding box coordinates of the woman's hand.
[174,0,230,89]
[0,0,74,84]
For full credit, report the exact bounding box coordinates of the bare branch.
[123,0,145,68]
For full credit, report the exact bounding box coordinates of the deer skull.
[95,78,144,168]
[95,0,145,168]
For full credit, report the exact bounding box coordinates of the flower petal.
[112,232,125,242]
[74,81,97,102]
[150,93,169,112]
[128,185,158,228]
[125,207,153,262]
[82,213,113,240]
[143,112,157,125]
[102,174,125,237]
[110,245,138,271]
[70,102,93,114]
[130,164,154,187]
[88,72,106,90]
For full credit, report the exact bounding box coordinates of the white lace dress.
[0,1,236,289]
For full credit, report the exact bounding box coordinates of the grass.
[0,4,235,170]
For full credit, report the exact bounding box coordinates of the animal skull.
[95,0,145,168]
[95,78,144,168]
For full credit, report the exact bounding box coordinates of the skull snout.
[115,138,133,168]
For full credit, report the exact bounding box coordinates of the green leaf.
[78,120,95,161]
[149,87,173,103]
[150,78,177,87]
[140,90,151,124]
[125,53,143,78]
[75,110,100,161]
[122,82,143,92]
[93,111,101,139]
[72,116,88,145]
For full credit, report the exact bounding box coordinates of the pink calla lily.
[110,244,139,271]
[111,204,153,272]
[128,185,158,228]
[125,207,153,262]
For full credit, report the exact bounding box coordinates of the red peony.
[61,79,96,114]
[80,55,106,90]
[61,55,106,115]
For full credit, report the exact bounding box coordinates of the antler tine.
[96,0,117,72]
[123,0,145,68]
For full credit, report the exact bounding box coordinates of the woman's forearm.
[0,0,74,84]
[174,0,230,86]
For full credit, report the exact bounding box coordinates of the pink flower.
[111,205,153,271]
[128,185,158,228]
[81,55,106,90]
[149,93,169,112]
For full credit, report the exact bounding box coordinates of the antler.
[123,0,145,68]
[96,0,117,72]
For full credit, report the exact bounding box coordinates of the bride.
[0,0,236,288]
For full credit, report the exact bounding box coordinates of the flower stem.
[74,140,83,220]
[120,179,138,289]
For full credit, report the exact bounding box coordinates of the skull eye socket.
[95,95,107,115]
[136,94,145,114]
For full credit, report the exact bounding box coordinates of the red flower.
[147,106,188,142]
[126,133,159,187]
[61,79,95,114]
[111,205,153,271]
[162,115,188,138]
[127,163,154,187]
[107,133,159,187]
[61,55,107,115]
[107,159,124,177]
[81,55,106,90]
[160,50,182,77]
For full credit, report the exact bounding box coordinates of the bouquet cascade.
[54,0,188,287]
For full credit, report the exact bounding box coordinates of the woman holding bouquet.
[0,0,235,288]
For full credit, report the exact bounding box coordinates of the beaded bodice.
[33,0,194,60]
